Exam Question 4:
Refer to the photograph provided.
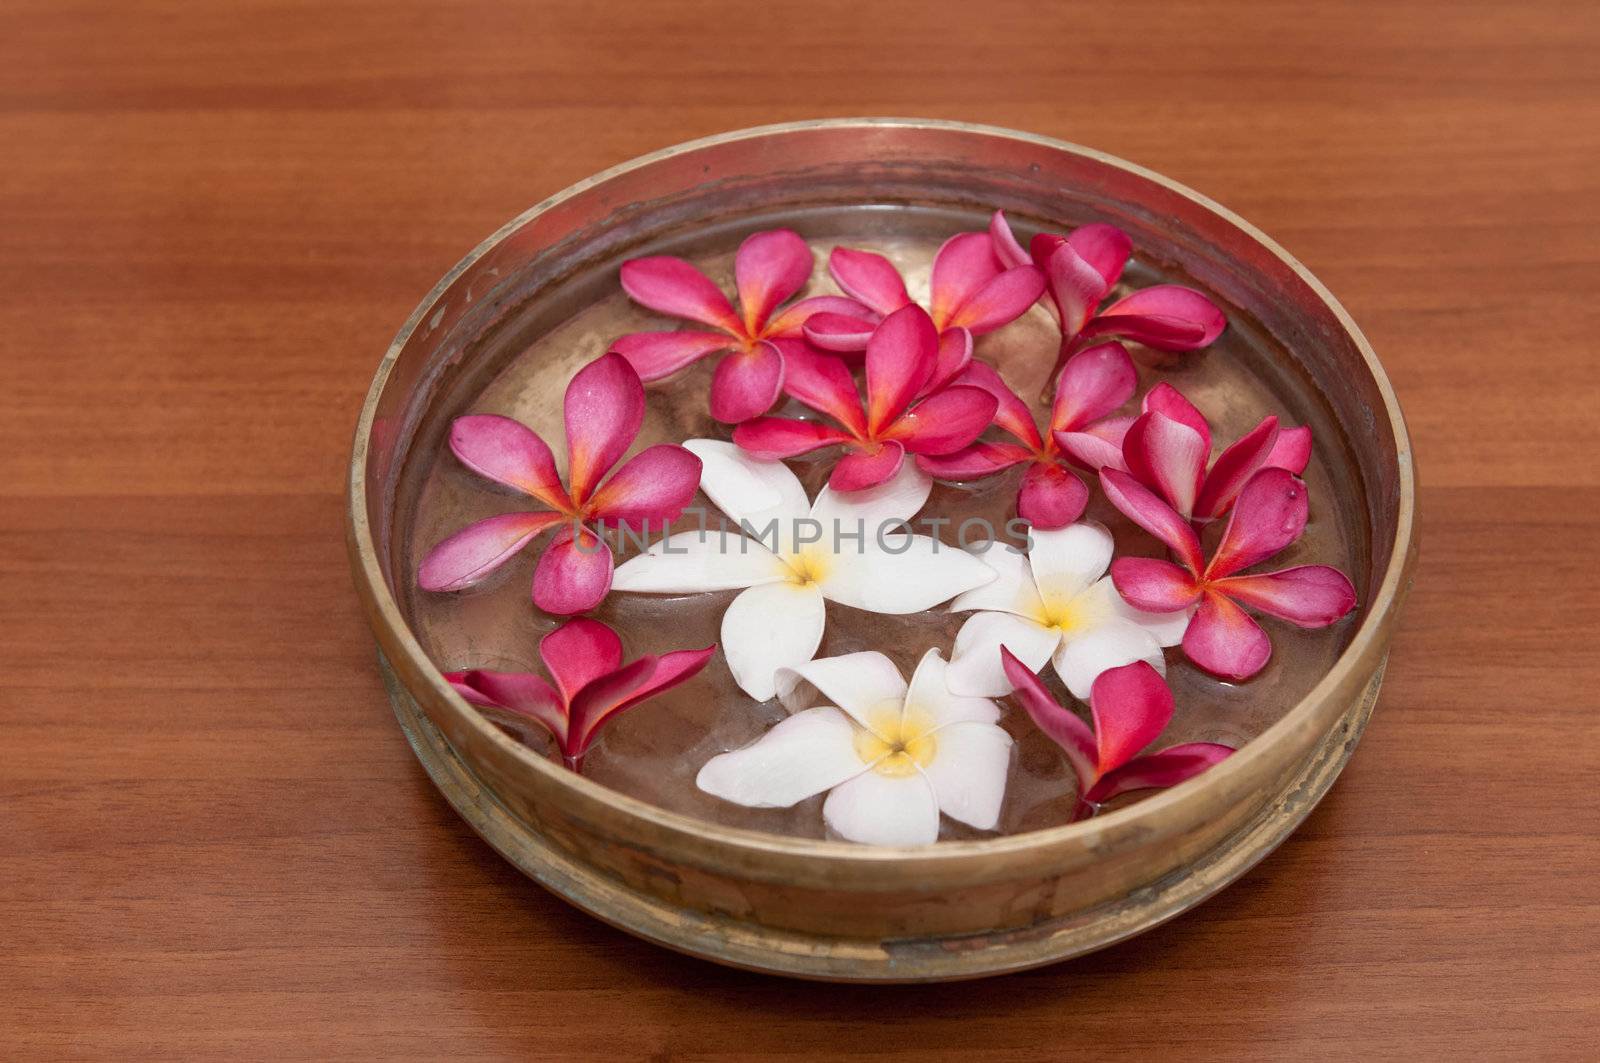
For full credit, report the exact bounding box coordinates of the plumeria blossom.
[1122,381,1312,523]
[1103,466,1358,681]
[945,522,1189,699]
[802,233,1046,391]
[611,440,995,701]
[609,229,870,423]
[417,353,701,615]
[989,211,1225,384]
[444,618,714,773]
[918,342,1138,528]
[697,649,1013,845]
[733,305,999,491]
[1001,652,1233,822]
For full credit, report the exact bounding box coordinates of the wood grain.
[3,1,1597,1058]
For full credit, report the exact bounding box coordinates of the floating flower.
[945,522,1189,699]
[697,649,1013,845]
[917,341,1138,528]
[445,617,714,773]
[417,353,701,615]
[611,440,995,701]
[802,233,1046,391]
[609,229,870,423]
[989,211,1225,385]
[1122,381,1312,523]
[1001,652,1233,821]
[1102,466,1358,681]
[732,305,999,491]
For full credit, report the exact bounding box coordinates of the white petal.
[807,456,933,533]
[905,648,1001,728]
[776,651,907,732]
[1029,521,1114,614]
[1052,622,1165,700]
[818,534,995,614]
[948,539,1045,619]
[1108,578,1193,647]
[695,707,866,807]
[684,439,812,551]
[920,722,1014,832]
[611,529,785,592]
[945,611,1062,697]
[722,581,826,701]
[822,770,940,846]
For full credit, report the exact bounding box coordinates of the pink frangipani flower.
[1101,466,1358,681]
[416,353,702,615]
[445,617,713,773]
[989,211,1225,386]
[1122,381,1312,523]
[803,233,1046,392]
[917,341,1138,528]
[1001,651,1234,822]
[733,305,999,492]
[609,229,870,423]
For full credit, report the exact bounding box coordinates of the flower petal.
[1194,416,1280,521]
[828,442,906,492]
[801,311,878,352]
[418,512,566,592]
[776,650,909,731]
[917,441,1033,481]
[946,610,1060,697]
[779,340,868,434]
[920,721,1013,832]
[906,648,1001,729]
[721,580,826,701]
[607,330,731,381]
[734,229,813,334]
[709,341,785,424]
[1051,341,1137,432]
[1085,742,1235,804]
[611,529,786,593]
[1029,521,1114,612]
[1099,468,1205,574]
[951,360,1041,448]
[620,255,742,334]
[887,386,999,456]
[819,534,995,614]
[1088,285,1226,351]
[1141,383,1212,448]
[1206,467,1309,579]
[1042,242,1110,336]
[944,265,1046,334]
[733,416,854,460]
[865,305,939,433]
[537,618,625,706]
[1053,622,1166,701]
[949,540,1044,617]
[926,327,975,393]
[999,646,1097,786]
[1016,462,1089,529]
[1110,556,1203,613]
[928,232,1003,328]
[1182,591,1272,680]
[696,707,867,807]
[1066,224,1133,290]
[827,246,912,317]
[823,769,940,846]
[1087,660,1173,776]
[683,438,812,541]
[1266,424,1313,475]
[531,525,614,615]
[445,669,566,740]
[564,353,644,506]
[1054,416,1132,472]
[809,453,933,531]
[765,295,876,339]
[448,415,569,510]
[569,644,716,754]
[585,443,701,530]
[1123,411,1208,519]
[988,210,1031,270]
[1103,574,1194,645]
[1214,566,1357,627]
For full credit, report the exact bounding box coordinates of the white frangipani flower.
[611,440,995,701]
[696,649,1013,845]
[945,521,1192,699]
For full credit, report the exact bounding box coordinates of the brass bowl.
[347,119,1418,981]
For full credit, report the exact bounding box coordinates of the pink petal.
[1051,341,1137,432]
[1087,661,1173,776]
[531,525,614,615]
[619,256,743,335]
[1085,742,1234,804]
[1141,382,1212,452]
[1000,647,1099,788]
[537,617,624,704]
[1087,285,1226,351]
[732,416,853,459]
[826,246,912,317]
[1182,591,1272,680]
[944,265,1047,334]
[564,353,644,506]
[887,385,999,456]
[1214,566,1357,627]
[608,330,731,381]
[928,232,1003,329]
[1099,468,1204,574]
[916,441,1033,481]
[1266,425,1312,475]
[708,341,785,424]
[1041,242,1108,336]
[764,294,877,339]
[1205,467,1308,580]
[1122,411,1209,519]
[1054,416,1132,472]
[952,360,1042,449]
[1110,556,1203,613]
[864,305,938,434]
[988,210,1031,270]
[802,311,878,352]
[584,443,702,530]
[829,442,905,491]
[734,229,813,334]
[568,645,716,756]
[445,669,567,741]
[448,414,570,510]
[926,327,975,393]
[1194,416,1280,521]
[780,340,868,434]
[418,511,567,592]
[1016,462,1089,529]
[1066,224,1133,290]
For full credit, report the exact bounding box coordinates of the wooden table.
[5,1,1596,1057]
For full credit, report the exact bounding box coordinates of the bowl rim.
[347,116,1417,864]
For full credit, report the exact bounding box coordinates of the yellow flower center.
[785,548,831,587]
[853,704,938,777]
